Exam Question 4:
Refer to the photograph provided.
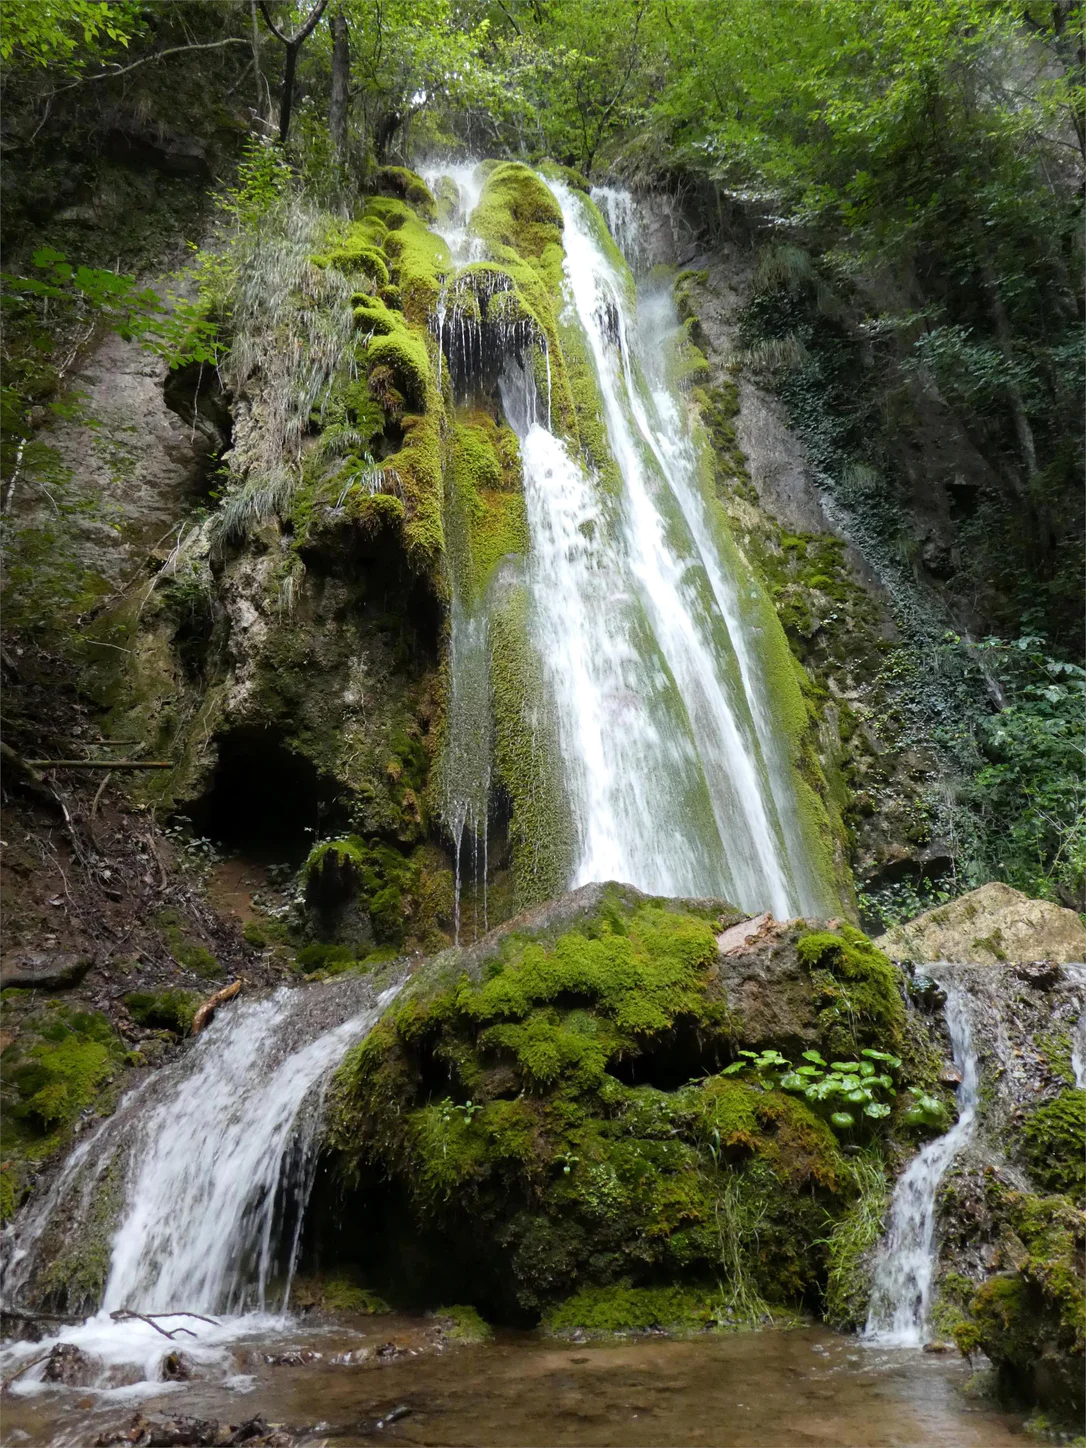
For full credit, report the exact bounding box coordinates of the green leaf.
[864,1101,891,1119]
[801,1049,826,1065]
[830,1111,854,1130]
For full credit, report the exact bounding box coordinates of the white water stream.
[428,163,829,918]
[1,981,398,1389]
[864,977,979,1345]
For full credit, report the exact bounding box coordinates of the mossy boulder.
[316,885,912,1326]
[951,1188,1085,1424]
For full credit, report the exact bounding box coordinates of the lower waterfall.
[864,973,980,1345]
[1,979,399,1385]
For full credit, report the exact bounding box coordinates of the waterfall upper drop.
[427,161,836,920]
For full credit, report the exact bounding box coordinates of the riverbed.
[1,1317,1027,1446]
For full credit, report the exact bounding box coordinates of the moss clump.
[154,909,222,980]
[296,942,357,973]
[124,989,201,1035]
[1022,1090,1086,1201]
[1,1005,121,1133]
[374,166,438,223]
[543,1283,718,1336]
[433,1304,493,1341]
[304,835,442,947]
[796,924,906,1057]
[447,417,528,607]
[324,894,871,1322]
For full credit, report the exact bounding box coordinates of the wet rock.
[376,1341,405,1360]
[907,973,947,1011]
[41,1341,101,1385]
[875,883,1086,965]
[922,1340,954,1353]
[0,950,93,990]
[262,1349,322,1367]
[160,1350,195,1381]
[95,1414,292,1447]
[1015,961,1062,991]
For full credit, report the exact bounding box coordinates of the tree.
[258,0,331,142]
[328,3,350,157]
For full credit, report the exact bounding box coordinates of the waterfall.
[427,162,830,918]
[865,975,980,1345]
[2,977,398,1378]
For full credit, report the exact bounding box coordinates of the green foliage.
[722,1044,900,1134]
[0,0,144,69]
[960,637,1086,907]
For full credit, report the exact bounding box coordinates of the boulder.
[0,950,93,990]
[874,883,1086,965]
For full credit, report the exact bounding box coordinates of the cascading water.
[1,978,398,1385]
[426,162,831,919]
[864,973,979,1345]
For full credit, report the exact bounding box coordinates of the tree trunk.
[329,9,350,158]
[278,40,299,143]
[374,109,402,163]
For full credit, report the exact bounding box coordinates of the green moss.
[433,1304,494,1341]
[823,1150,890,1327]
[322,1278,391,1314]
[796,924,906,1057]
[447,417,529,606]
[374,165,438,223]
[1022,1090,1086,1200]
[2,1006,121,1132]
[324,895,871,1321]
[304,835,433,947]
[952,1188,1085,1422]
[543,1283,719,1336]
[243,920,269,948]
[124,989,201,1035]
[489,582,575,909]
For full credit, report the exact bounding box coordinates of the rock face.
[0,950,93,990]
[924,958,1085,1423]
[875,883,1086,964]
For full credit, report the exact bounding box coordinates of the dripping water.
[864,973,979,1345]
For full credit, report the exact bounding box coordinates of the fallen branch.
[192,980,242,1035]
[26,760,173,769]
[109,1309,195,1340]
[1,1351,51,1393]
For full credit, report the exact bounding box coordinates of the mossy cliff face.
[88,161,853,952]
[313,884,919,1329]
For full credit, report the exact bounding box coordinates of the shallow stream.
[2,1316,1028,1447]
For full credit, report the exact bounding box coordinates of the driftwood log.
[192,979,242,1034]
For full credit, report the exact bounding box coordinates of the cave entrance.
[185,727,346,866]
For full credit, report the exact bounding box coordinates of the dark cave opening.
[185,727,347,864]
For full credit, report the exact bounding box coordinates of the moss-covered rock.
[1022,1089,1086,1202]
[124,989,202,1035]
[317,886,911,1325]
[952,1188,1085,1424]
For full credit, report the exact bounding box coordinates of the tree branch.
[56,37,251,93]
[257,0,291,45]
